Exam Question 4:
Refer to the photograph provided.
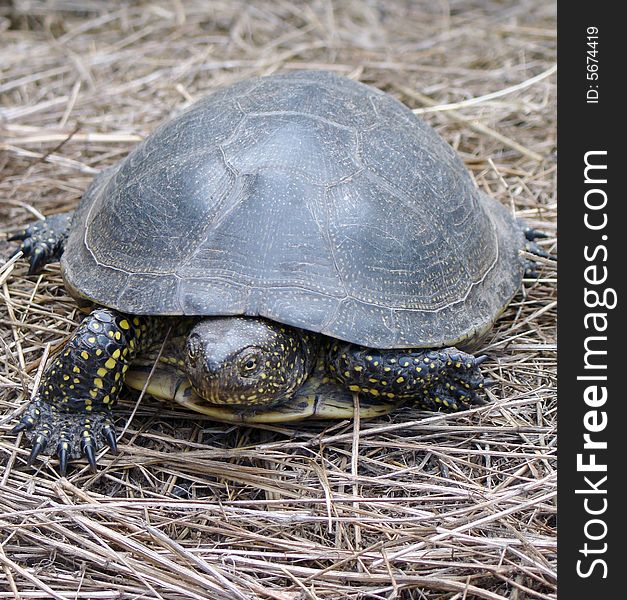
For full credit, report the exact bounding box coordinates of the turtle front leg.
[13,308,158,474]
[8,211,73,274]
[327,343,491,412]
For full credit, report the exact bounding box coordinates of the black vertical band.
[558,6,623,595]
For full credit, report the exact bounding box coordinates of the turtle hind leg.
[327,343,490,412]
[517,221,556,277]
[524,239,556,278]
[8,211,73,274]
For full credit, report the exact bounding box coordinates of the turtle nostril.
[186,334,202,362]
[203,357,221,375]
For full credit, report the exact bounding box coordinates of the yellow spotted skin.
[327,342,488,411]
[38,309,154,412]
[131,319,489,422]
[126,355,397,423]
[14,307,167,465]
[182,317,319,409]
[15,312,489,473]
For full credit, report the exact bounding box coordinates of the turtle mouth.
[188,365,283,408]
[190,378,283,408]
[187,375,241,406]
[174,386,295,423]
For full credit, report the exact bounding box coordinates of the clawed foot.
[13,399,117,475]
[8,212,72,275]
[418,351,494,412]
[520,225,556,278]
[10,307,149,475]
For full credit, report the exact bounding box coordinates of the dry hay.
[0,1,556,598]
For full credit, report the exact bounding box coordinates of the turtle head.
[184,317,315,409]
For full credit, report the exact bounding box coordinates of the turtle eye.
[239,351,261,377]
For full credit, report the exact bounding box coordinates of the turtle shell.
[62,71,524,349]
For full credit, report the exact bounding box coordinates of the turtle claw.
[27,437,48,466]
[81,440,98,473]
[420,348,492,411]
[444,377,486,409]
[57,444,69,476]
[27,248,47,275]
[7,213,72,275]
[12,420,32,434]
[7,229,29,242]
[103,425,118,452]
[14,397,116,474]
[518,221,556,277]
[8,244,26,261]
[13,401,43,435]
[526,240,554,261]
[522,226,549,241]
[524,264,539,279]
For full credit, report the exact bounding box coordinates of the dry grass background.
[0,1,556,598]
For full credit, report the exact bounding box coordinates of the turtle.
[7,70,551,475]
